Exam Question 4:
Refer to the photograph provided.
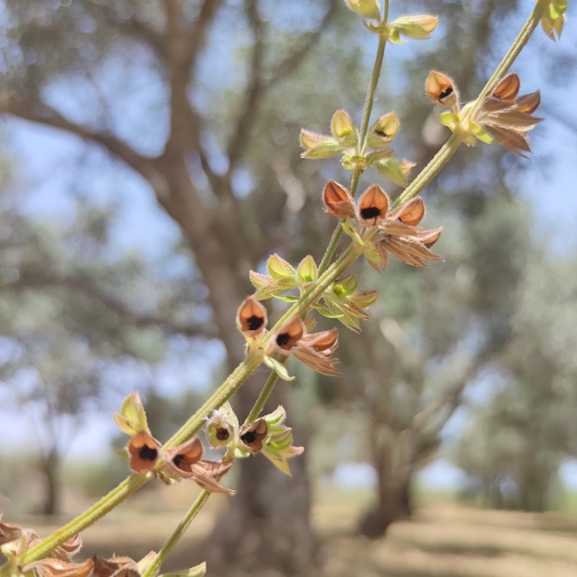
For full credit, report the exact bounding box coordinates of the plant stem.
[473,0,548,105]
[245,357,286,423]
[14,474,152,570]
[319,25,388,275]
[391,132,463,208]
[358,35,388,149]
[142,491,210,577]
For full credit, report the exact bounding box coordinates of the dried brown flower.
[92,556,139,577]
[0,519,22,545]
[23,558,94,577]
[239,419,269,453]
[475,73,542,156]
[163,437,203,476]
[127,431,161,473]
[323,180,356,219]
[357,184,389,227]
[426,71,459,106]
[236,296,267,337]
[370,196,442,271]
[270,319,340,376]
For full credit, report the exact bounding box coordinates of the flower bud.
[388,15,438,42]
[24,558,94,577]
[322,180,355,219]
[113,392,150,437]
[299,129,329,150]
[345,0,381,20]
[331,109,358,147]
[267,253,296,279]
[297,255,318,283]
[426,71,459,107]
[367,112,400,149]
[333,274,359,298]
[349,290,379,308]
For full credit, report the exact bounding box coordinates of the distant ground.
[5,485,577,577]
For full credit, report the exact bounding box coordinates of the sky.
[1,0,577,491]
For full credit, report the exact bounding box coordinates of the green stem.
[319,25,388,275]
[245,358,285,423]
[15,474,152,570]
[392,132,463,208]
[358,35,387,149]
[142,491,210,577]
[164,354,263,448]
[474,0,548,105]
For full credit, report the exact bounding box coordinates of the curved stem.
[392,132,463,208]
[142,491,210,577]
[15,474,152,570]
[245,358,286,423]
[474,0,548,106]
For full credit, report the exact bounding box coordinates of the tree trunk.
[40,451,60,516]
[358,472,413,539]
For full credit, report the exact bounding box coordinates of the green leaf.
[263,356,294,381]
[297,255,318,283]
[300,140,344,159]
[160,562,206,577]
[374,158,407,186]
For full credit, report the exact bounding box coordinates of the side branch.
[4,97,158,180]
[3,274,217,339]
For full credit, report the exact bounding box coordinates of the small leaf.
[297,255,318,283]
[160,563,207,577]
[267,254,296,279]
[374,158,407,186]
[345,0,381,20]
[263,356,295,381]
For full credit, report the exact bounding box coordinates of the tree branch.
[227,0,339,168]
[3,274,218,339]
[4,96,160,182]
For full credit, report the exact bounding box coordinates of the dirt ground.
[8,485,577,577]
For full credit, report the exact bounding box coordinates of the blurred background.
[1,0,577,576]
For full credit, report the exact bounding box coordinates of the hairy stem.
[16,474,152,569]
[142,491,210,577]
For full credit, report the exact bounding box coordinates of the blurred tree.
[0,177,213,514]
[453,246,577,511]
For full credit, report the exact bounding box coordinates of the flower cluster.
[206,403,304,476]
[426,71,542,156]
[114,393,234,494]
[300,110,413,187]
[323,180,442,271]
[237,296,340,378]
